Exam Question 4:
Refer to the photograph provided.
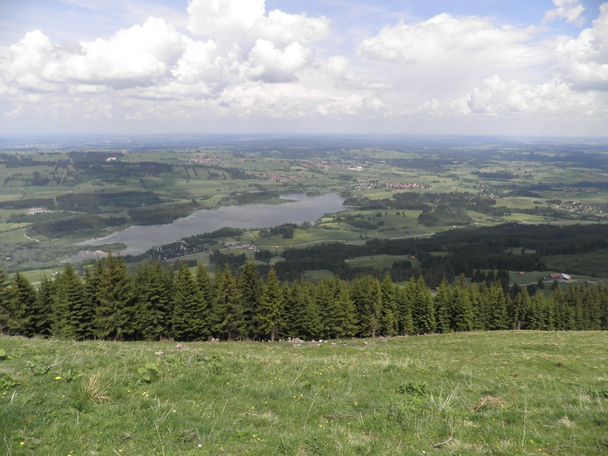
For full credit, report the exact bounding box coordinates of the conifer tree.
[469,284,485,330]
[450,281,473,332]
[95,255,135,340]
[10,273,37,336]
[525,293,545,330]
[282,281,307,338]
[600,288,608,330]
[411,277,435,334]
[301,282,323,340]
[257,268,284,341]
[171,264,208,341]
[335,280,358,337]
[214,267,245,340]
[380,275,398,336]
[32,276,54,337]
[238,262,260,338]
[73,266,98,340]
[540,295,556,330]
[135,262,174,340]
[196,263,213,306]
[486,284,508,330]
[433,279,452,333]
[0,268,11,333]
[511,288,531,330]
[395,285,414,335]
[51,265,85,339]
[350,276,381,337]
[0,268,14,335]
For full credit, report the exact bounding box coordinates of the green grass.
[346,254,413,270]
[1,332,608,455]
[544,250,608,279]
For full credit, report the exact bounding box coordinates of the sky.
[0,0,607,136]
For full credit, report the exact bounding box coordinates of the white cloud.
[544,0,585,25]
[4,30,56,92]
[1,0,607,134]
[215,81,383,118]
[244,40,310,83]
[54,17,187,87]
[359,13,543,70]
[554,4,608,91]
[418,75,601,116]
[320,56,390,90]
[187,0,329,46]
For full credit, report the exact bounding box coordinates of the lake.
[77,193,344,257]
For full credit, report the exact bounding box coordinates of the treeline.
[1,257,607,342]
[271,223,608,285]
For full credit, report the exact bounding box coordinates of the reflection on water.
[77,193,344,257]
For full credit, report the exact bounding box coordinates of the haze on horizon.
[0,0,607,137]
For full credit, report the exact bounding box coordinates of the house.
[550,273,571,282]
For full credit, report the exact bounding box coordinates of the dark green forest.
[1,255,607,342]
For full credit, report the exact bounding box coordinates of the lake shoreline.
[75,193,345,258]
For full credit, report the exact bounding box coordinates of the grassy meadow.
[1,332,607,455]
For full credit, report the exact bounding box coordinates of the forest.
[2,255,607,342]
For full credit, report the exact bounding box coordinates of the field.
[1,332,608,455]
[1,137,608,281]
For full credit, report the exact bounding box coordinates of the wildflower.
[54,376,62,381]
[20,441,25,446]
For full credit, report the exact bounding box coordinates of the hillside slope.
[1,332,607,455]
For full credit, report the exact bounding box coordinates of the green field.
[1,143,608,276]
[1,332,608,455]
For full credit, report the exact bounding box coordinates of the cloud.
[554,4,608,91]
[215,81,383,118]
[55,17,187,87]
[359,13,543,70]
[1,18,188,91]
[416,75,601,116]
[187,0,329,46]
[244,40,310,83]
[544,0,585,25]
[1,0,607,134]
[3,30,56,92]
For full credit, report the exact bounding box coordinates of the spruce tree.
[411,277,435,334]
[171,264,208,341]
[256,268,284,341]
[238,262,260,339]
[486,284,508,330]
[350,276,381,337]
[600,287,608,330]
[195,263,212,307]
[433,279,451,333]
[395,285,414,335]
[51,265,85,339]
[11,273,37,336]
[135,262,175,340]
[75,267,97,339]
[0,268,11,334]
[335,280,357,337]
[301,283,323,340]
[32,276,54,337]
[214,267,245,340]
[512,288,531,330]
[469,284,485,330]
[282,281,307,338]
[95,255,135,340]
[380,275,398,336]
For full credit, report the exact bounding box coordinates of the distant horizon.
[2,132,608,141]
